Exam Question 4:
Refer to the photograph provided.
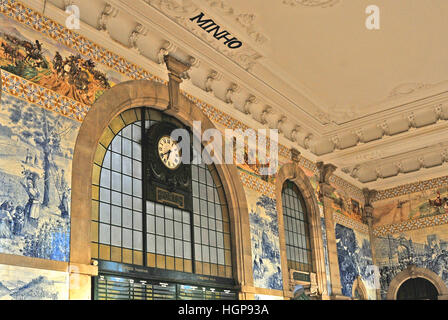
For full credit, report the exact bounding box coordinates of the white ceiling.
[227,0,448,120]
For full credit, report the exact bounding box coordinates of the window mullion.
[141,108,148,266]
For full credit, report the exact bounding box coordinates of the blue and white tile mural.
[0,93,79,261]
[375,223,448,300]
[246,188,283,291]
[0,264,68,300]
[335,223,377,299]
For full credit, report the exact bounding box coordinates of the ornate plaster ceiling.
[33,0,448,190]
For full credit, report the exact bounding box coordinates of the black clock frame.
[144,121,192,211]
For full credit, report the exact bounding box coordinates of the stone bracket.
[164,55,191,112]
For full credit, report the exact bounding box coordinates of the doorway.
[396,278,438,300]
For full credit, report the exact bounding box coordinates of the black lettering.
[227,40,243,49]
[190,12,215,29]
[190,12,243,49]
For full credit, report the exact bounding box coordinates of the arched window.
[281,181,313,273]
[91,107,235,299]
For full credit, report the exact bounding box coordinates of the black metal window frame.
[91,107,235,293]
[282,180,314,273]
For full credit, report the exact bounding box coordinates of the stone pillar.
[316,162,348,300]
[363,188,380,300]
[164,55,190,112]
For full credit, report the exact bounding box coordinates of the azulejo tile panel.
[373,212,448,237]
[0,263,69,299]
[2,70,88,122]
[238,169,275,198]
[334,212,369,234]
[374,223,448,299]
[374,176,448,202]
[0,91,79,262]
[335,224,376,300]
[245,187,283,291]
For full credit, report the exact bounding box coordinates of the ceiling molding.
[282,0,340,8]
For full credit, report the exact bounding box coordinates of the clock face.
[157,135,181,170]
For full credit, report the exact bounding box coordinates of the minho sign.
[190,12,243,49]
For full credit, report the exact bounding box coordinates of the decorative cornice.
[282,0,340,8]
[144,0,263,71]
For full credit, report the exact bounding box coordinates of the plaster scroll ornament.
[389,82,434,98]
[408,112,416,128]
[303,133,313,149]
[330,135,341,150]
[282,0,340,8]
[204,70,219,93]
[157,41,177,64]
[128,24,148,52]
[240,95,256,114]
[225,83,239,104]
[395,161,404,174]
[441,150,448,162]
[203,0,234,15]
[349,165,360,179]
[97,3,119,32]
[147,0,197,18]
[235,14,269,45]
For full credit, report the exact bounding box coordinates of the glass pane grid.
[92,108,233,279]
[282,182,313,273]
[93,116,143,265]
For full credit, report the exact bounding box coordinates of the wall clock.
[157,135,181,170]
[145,121,192,211]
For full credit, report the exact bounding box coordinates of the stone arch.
[275,162,328,299]
[386,265,448,300]
[70,79,253,297]
[352,276,368,300]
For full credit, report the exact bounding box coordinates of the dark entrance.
[396,278,438,300]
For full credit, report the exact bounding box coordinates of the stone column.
[164,55,190,112]
[316,162,348,300]
[363,188,380,300]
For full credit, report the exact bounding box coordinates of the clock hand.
[162,150,172,158]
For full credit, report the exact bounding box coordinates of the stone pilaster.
[164,55,190,112]
[316,162,348,300]
[363,188,380,300]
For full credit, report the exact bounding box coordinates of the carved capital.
[316,161,337,184]
[290,148,301,163]
[362,188,378,207]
